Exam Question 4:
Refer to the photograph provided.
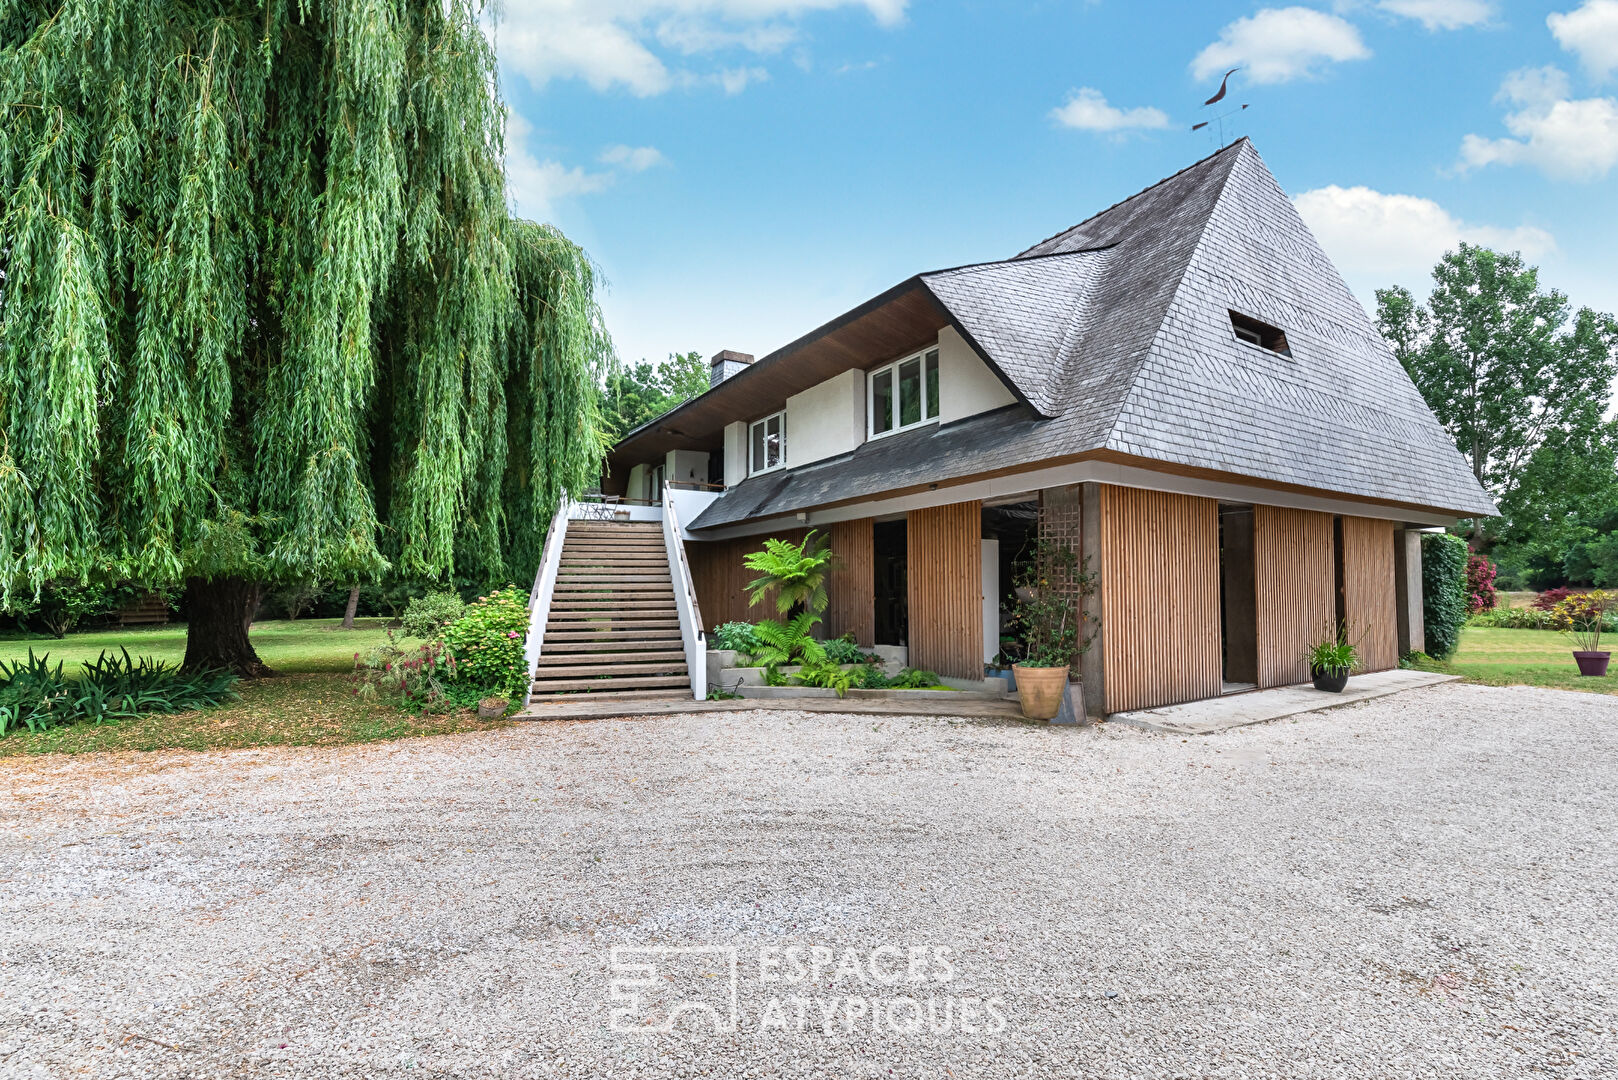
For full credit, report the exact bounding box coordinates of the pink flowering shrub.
[351,631,461,713]
[1465,553,1498,614]
[439,586,531,701]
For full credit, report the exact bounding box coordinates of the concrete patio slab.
[1108,669,1460,735]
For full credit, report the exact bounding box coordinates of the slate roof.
[688,140,1496,530]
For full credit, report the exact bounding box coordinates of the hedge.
[1422,532,1469,659]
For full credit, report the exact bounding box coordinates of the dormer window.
[750,411,784,474]
[869,347,940,438]
[1229,311,1291,357]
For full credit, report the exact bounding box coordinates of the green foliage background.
[1422,532,1469,660]
[0,0,612,604]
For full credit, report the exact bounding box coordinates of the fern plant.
[744,532,835,615]
[751,613,827,667]
[795,659,854,697]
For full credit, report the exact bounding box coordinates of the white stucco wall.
[937,325,1017,424]
[626,464,649,503]
[784,369,865,470]
[723,421,747,487]
[665,449,710,488]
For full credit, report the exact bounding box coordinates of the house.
[532,140,1494,716]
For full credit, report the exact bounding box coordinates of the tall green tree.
[601,350,707,438]
[0,0,612,673]
[1376,245,1618,546]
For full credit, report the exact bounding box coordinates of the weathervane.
[1192,67,1249,147]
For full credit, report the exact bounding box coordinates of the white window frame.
[749,411,786,475]
[867,347,941,440]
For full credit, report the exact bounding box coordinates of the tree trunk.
[342,584,360,629]
[184,576,274,676]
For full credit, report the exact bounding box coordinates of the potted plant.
[1551,590,1612,676]
[1006,539,1095,720]
[1304,633,1358,693]
[477,695,509,719]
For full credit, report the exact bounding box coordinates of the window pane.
[898,357,922,427]
[766,415,782,468]
[925,350,940,420]
[751,422,765,472]
[872,370,894,434]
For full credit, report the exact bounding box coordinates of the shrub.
[440,587,531,700]
[1473,606,1556,630]
[1421,533,1469,659]
[35,580,116,638]
[711,621,762,655]
[889,667,942,690]
[351,634,469,714]
[0,649,238,736]
[1532,586,1583,612]
[821,634,866,665]
[1465,553,1498,613]
[795,658,854,696]
[401,590,466,639]
[751,613,826,667]
[851,663,890,689]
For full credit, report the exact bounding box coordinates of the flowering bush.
[350,632,466,713]
[440,586,531,700]
[1465,553,1498,613]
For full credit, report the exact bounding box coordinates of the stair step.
[553,582,674,593]
[556,573,672,583]
[534,661,689,678]
[529,674,692,692]
[538,650,687,666]
[543,616,681,627]
[541,639,683,653]
[567,522,661,530]
[527,688,693,704]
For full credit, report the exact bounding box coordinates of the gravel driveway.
[1,682,1614,1079]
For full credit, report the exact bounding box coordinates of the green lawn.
[0,619,508,758]
[0,617,396,674]
[1412,625,1618,695]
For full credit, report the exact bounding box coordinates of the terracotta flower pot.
[1573,651,1610,677]
[1311,665,1349,693]
[1013,665,1070,720]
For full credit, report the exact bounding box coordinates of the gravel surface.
[1,681,1614,1078]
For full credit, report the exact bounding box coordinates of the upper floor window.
[1229,311,1292,357]
[869,347,940,438]
[750,411,784,474]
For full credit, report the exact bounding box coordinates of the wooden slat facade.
[1253,505,1336,687]
[906,501,983,680]
[1341,515,1397,672]
[1098,485,1222,713]
[825,518,876,646]
[687,529,808,629]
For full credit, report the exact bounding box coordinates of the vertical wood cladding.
[1253,505,1336,687]
[1099,485,1222,713]
[826,518,876,646]
[906,501,983,680]
[1341,516,1397,672]
[687,529,807,630]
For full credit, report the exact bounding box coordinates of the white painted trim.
[691,459,1462,541]
[522,497,571,710]
[748,411,786,475]
[867,346,941,439]
[662,488,707,700]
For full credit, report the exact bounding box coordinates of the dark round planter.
[1311,665,1350,693]
[1573,651,1611,677]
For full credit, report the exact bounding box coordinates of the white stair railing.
[662,489,707,700]
[522,496,572,710]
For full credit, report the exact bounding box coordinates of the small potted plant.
[1007,539,1095,720]
[478,695,509,719]
[1304,632,1358,693]
[1551,590,1612,676]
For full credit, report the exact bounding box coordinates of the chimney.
[709,349,754,389]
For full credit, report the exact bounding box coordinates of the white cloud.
[1549,1,1618,81]
[1295,186,1556,288]
[1050,87,1170,133]
[600,144,667,171]
[1458,65,1618,180]
[1191,7,1370,85]
[716,65,770,94]
[1376,0,1494,30]
[495,1,906,97]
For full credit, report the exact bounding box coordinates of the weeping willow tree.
[0,0,612,673]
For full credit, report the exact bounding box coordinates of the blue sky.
[493,1,1618,369]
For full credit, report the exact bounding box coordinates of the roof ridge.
[1014,138,1251,259]
[921,244,1116,280]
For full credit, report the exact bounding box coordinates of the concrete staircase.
[527,519,694,703]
